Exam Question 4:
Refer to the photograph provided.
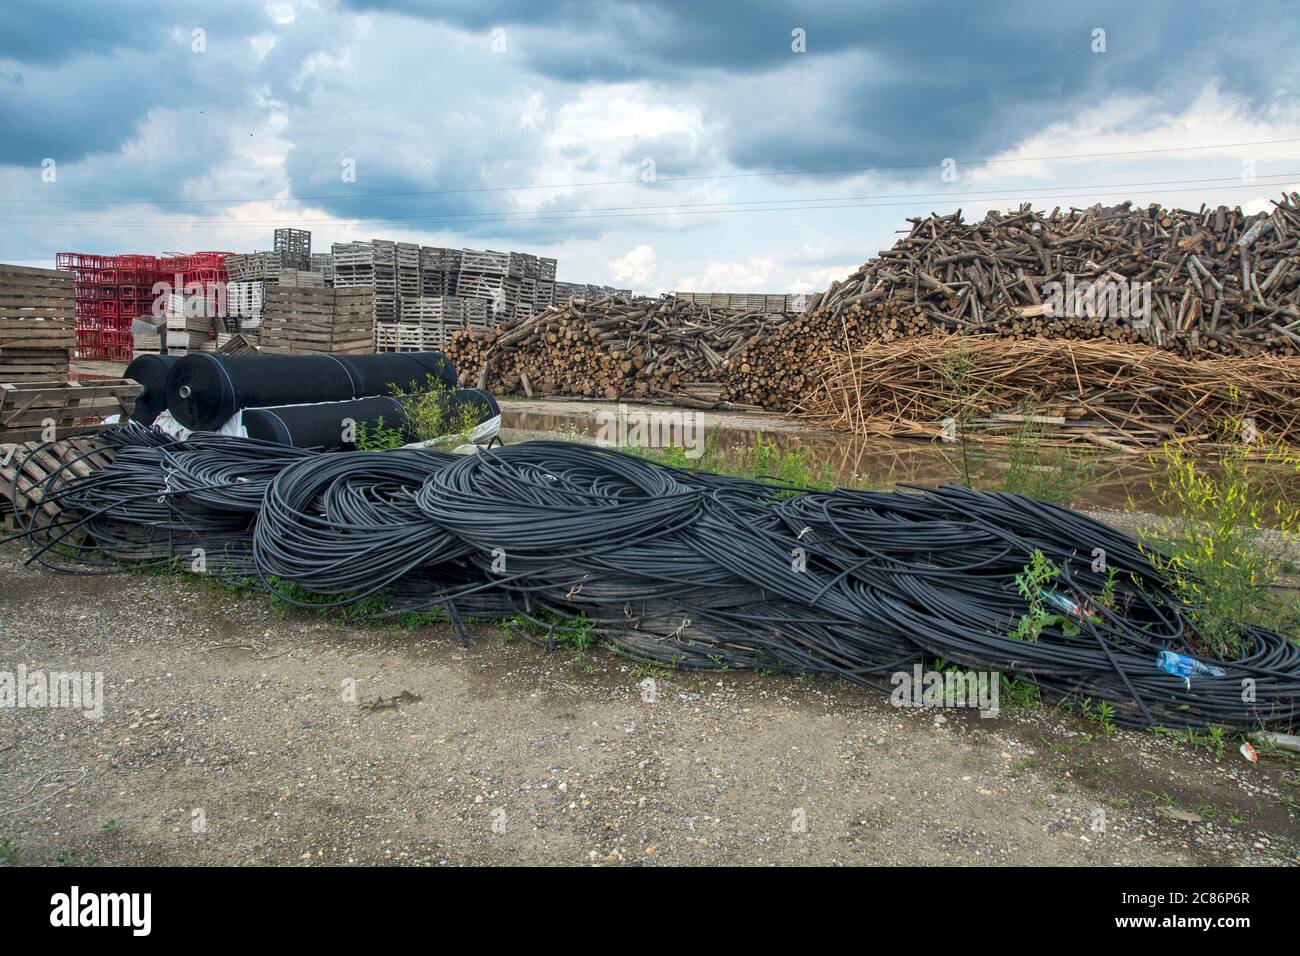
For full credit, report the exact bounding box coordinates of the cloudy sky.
[1,1,1297,293]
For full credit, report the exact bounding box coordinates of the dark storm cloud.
[345,0,1297,172]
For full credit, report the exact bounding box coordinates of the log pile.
[724,196,1300,410]
[805,334,1300,450]
[444,296,786,406]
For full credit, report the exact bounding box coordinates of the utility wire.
[3,175,1294,230]
[1,137,1296,206]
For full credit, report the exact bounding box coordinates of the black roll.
[241,388,499,451]
[123,355,180,424]
[164,352,457,431]
[242,396,408,450]
[442,387,500,425]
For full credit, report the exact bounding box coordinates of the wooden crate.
[0,264,75,381]
[260,287,375,355]
[0,378,136,442]
[0,264,75,321]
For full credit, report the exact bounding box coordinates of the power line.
[2,137,1297,207]
[1,174,1294,230]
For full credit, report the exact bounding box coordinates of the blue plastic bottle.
[1156,650,1226,679]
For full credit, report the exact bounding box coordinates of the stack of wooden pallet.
[0,378,135,444]
[674,291,814,313]
[332,241,399,324]
[457,248,510,314]
[277,268,325,289]
[225,251,280,282]
[380,295,490,351]
[0,264,75,382]
[0,435,116,533]
[259,287,374,354]
[420,247,459,296]
[396,243,421,305]
[309,253,334,285]
[370,240,398,324]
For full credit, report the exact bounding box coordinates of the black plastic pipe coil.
[9,426,1298,732]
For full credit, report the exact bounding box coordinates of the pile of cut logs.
[725,196,1300,410]
[444,296,786,407]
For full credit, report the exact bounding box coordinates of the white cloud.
[609,244,656,288]
[673,257,780,293]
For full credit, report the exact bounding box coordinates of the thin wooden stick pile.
[805,334,1300,450]
[725,196,1300,410]
[444,295,785,407]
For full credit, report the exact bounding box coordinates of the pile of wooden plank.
[259,287,374,355]
[725,196,1300,410]
[804,334,1300,451]
[0,265,75,382]
[0,378,136,444]
[0,435,115,533]
[444,295,788,405]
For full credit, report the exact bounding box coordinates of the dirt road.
[0,542,1296,866]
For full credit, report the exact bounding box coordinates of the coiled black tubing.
[10,428,1298,732]
[164,351,458,430]
[123,354,179,424]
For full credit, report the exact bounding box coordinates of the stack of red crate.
[56,252,109,359]
[186,252,232,332]
[58,250,235,360]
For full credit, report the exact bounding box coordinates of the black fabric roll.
[241,388,499,451]
[124,355,180,424]
[444,387,500,424]
[164,352,457,431]
[242,397,407,450]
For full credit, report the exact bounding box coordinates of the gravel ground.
[0,540,1297,867]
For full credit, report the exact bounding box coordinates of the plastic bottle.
[1156,650,1226,679]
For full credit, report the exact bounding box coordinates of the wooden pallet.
[0,435,115,532]
[0,379,135,443]
[260,287,375,354]
[0,263,75,321]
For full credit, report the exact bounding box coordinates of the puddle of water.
[502,406,1299,517]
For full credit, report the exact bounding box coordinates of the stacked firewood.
[724,196,1300,410]
[444,296,785,406]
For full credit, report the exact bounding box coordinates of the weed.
[1010,549,1068,642]
[1139,421,1300,656]
[1094,700,1117,736]
[354,374,488,451]
[995,405,1099,504]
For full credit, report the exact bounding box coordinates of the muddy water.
[500,404,1300,517]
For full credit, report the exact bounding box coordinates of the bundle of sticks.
[805,334,1300,450]
[725,196,1300,410]
[444,295,785,407]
